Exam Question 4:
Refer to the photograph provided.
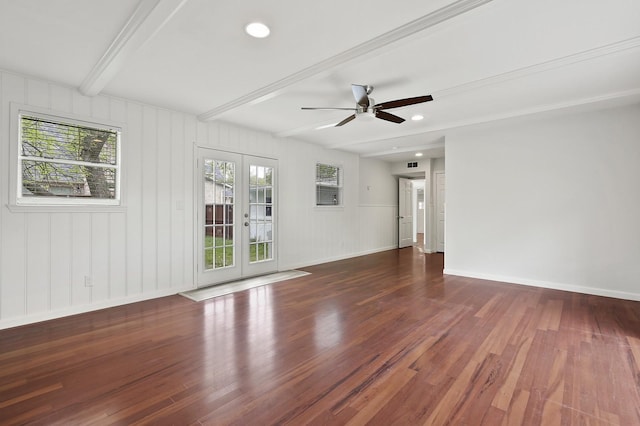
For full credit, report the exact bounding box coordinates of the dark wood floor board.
[1,248,639,425]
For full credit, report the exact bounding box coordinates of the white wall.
[358,158,398,254]
[427,157,445,252]
[391,158,429,176]
[0,70,398,328]
[445,103,640,301]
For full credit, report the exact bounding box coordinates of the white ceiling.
[1,0,639,163]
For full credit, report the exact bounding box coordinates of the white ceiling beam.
[79,0,189,97]
[433,35,640,100]
[330,88,640,149]
[361,141,445,159]
[198,0,495,121]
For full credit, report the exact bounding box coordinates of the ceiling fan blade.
[375,110,405,124]
[375,95,433,110]
[335,114,356,127]
[351,84,370,109]
[301,107,357,111]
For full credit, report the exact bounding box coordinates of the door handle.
[398,216,404,219]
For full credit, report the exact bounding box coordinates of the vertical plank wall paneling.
[170,112,185,288]
[0,69,399,328]
[156,109,172,291]
[70,212,92,306]
[50,214,72,310]
[0,70,197,327]
[141,105,159,294]
[182,114,197,289]
[1,72,27,319]
[25,213,50,314]
[125,101,143,296]
[91,212,110,301]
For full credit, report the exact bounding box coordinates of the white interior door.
[398,178,413,248]
[196,148,277,287]
[435,172,445,252]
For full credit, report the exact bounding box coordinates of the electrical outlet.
[84,276,93,287]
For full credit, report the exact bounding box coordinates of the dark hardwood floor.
[1,248,639,425]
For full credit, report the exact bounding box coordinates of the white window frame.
[9,103,124,211]
[315,162,343,207]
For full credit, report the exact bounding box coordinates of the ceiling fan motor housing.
[357,97,374,114]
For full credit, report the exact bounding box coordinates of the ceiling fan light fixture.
[411,114,424,121]
[245,22,270,38]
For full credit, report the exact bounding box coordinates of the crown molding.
[198,0,495,121]
[79,0,188,96]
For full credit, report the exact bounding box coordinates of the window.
[316,163,342,206]
[14,109,121,206]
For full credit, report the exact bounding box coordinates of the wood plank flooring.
[1,248,639,425]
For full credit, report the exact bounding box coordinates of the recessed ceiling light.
[415,152,423,157]
[245,22,270,38]
[411,114,424,121]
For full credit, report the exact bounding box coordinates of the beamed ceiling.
[1,0,639,162]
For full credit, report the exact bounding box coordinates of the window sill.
[6,203,127,213]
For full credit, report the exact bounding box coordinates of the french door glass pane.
[204,159,235,270]
[249,164,273,263]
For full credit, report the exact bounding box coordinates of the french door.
[196,147,277,286]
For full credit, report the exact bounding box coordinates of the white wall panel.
[0,69,399,329]
[72,90,91,116]
[183,115,197,288]
[170,112,185,288]
[26,78,48,108]
[108,213,127,299]
[26,213,50,314]
[91,213,110,301]
[125,102,143,296]
[445,104,640,301]
[70,213,92,306]
[156,109,172,290]
[1,72,26,320]
[357,158,399,253]
[141,105,158,293]
[50,214,72,310]
[91,95,110,120]
[50,84,73,113]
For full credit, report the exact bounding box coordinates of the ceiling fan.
[301,84,433,126]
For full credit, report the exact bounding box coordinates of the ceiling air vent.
[407,162,418,168]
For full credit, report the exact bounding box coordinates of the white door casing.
[435,172,445,252]
[398,177,413,248]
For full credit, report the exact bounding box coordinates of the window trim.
[315,162,343,207]
[9,103,125,212]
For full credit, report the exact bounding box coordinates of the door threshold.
[181,270,310,302]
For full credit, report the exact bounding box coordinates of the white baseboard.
[443,268,640,302]
[0,286,194,331]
